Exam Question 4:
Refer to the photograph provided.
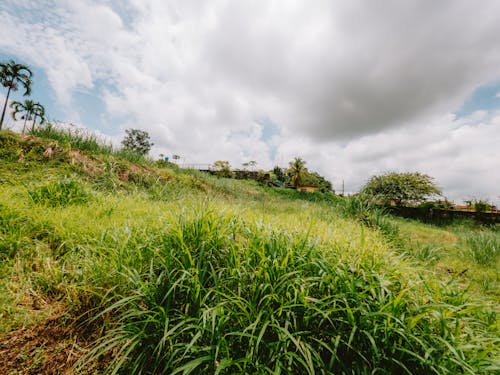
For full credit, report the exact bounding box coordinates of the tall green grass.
[28,123,156,165]
[461,231,499,266]
[75,211,498,374]
[29,122,113,155]
[28,178,91,207]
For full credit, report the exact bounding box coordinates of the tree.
[11,100,45,133]
[242,160,257,171]
[212,160,233,178]
[273,166,289,184]
[1,60,33,130]
[30,102,45,131]
[121,129,153,155]
[304,171,333,193]
[287,157,307,188]
[360,172,441,206]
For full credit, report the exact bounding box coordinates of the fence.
[385,206,500,225]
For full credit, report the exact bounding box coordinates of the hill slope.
[0,130,498,374]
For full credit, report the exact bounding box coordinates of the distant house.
[297,185,319,193]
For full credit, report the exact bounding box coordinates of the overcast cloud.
[1,0,499,204]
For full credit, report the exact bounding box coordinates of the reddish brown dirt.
[0,313,104,375]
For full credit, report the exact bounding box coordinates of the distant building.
[297,185,319,193]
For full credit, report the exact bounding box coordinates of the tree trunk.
[31,114,37,132]
[22,111,29,134]
[0,86,12,130]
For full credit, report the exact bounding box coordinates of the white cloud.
[280,112,500,207]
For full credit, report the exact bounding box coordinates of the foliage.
[11,99,45,132]
[0,132,498,374]
[121,128,153,155]
[212,160,233,178]
[273,166,289,184]
[242,160,257,170]
[28,179,90,207]
[418,199,453,210]
[287,157,306,188]
[303,171,333,192]
[361,171,441,206]
[29,122,113,154]
[79,212,495,374]
[0,59,33,130]
[465,199,495,213]
[461,231,499,266]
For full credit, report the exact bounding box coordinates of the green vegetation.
[0,129,498,374]
[10,99,46,133]
[1,59,33,130]
[121,128,154,156]
[212,160,234,178]
[465,199,497,213]
[361,171,442,206]
[288,157,307,188]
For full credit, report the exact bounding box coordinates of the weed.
[412,243,442,263]
[29,122,112,155]
[29,178,90,207]
[461,231,500,266]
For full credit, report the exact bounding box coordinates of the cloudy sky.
[1,0,499,205]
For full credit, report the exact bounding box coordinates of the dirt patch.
[68,150,104,178]
[0,312,104,375]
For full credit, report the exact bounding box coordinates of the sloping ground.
[0,130,498,374]
[0,309,87,375]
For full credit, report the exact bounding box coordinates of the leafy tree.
[212,160,233,178]
[273,166,289,184]
[304,171,333,193]
[11,100,45,133]
[465,199,494,213]
[1,60,33,130]
[360,172,441,206]
[287,157,307,188]
[242,160,257,171]
[121,129,153,155]
[10,99,35,133]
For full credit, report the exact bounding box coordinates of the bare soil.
[0,312,104,375]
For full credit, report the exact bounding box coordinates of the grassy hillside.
[0,129,498,374]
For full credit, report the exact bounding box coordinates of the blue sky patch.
[0,51,63,120]
[454,81,500,118]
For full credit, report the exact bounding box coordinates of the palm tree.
[0,60,33,130]
[30,102,45,132]
[11,99,34,133]
[288,157,307,188]
[11,100,45,133]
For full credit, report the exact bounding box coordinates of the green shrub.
[29,179,90,207]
